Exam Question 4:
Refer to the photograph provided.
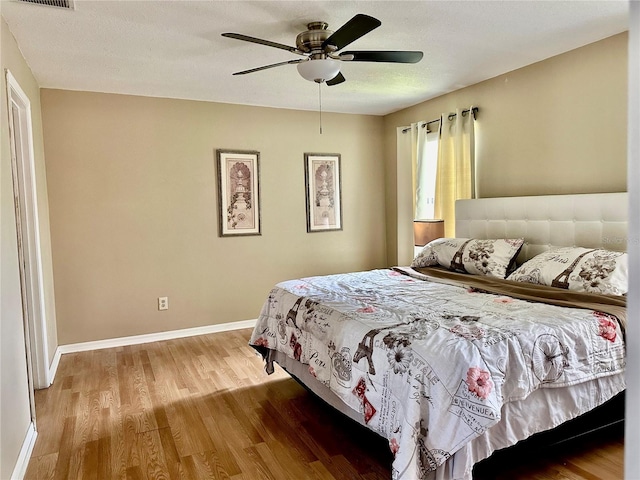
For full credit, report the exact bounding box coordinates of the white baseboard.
[11,422,37,480]
[56,319,257,356]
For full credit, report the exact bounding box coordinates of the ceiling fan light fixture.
[297,58,340,83]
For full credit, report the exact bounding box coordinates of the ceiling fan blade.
[326,72,346,86]
[222,33,305,56]
[232,59,306,76]
[322,14,381,51]
[340,51,424,63]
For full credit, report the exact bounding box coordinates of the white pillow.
[506,246,628,296]
[411,238,524,279]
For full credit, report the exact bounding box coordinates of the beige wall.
[41,33,629,344]
[384,33,628,265]
[1,15,57,479]
[41,90,386,345]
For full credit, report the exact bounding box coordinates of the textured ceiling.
[1,0,629,115]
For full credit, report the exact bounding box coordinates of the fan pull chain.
[318,81,323,135]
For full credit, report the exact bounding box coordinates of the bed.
[249,192,627,480]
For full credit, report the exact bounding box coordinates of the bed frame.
[274,192,628,476]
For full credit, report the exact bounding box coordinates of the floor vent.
[17,0,74,9]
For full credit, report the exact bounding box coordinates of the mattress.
[249,267,625,480]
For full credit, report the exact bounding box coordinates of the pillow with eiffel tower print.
[412,237,524,278]
[507,246,628,296]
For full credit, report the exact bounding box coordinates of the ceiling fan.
[221,14,423,85]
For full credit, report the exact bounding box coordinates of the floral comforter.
[249,268,625,480]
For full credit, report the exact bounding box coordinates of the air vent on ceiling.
[16,0,74,9]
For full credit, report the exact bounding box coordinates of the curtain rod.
[402,106,479,133]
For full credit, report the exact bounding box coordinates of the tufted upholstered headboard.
[455,193,628,265]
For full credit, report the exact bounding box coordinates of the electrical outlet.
[158,296,169,311]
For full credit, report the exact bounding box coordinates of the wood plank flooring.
[26,328,623,480]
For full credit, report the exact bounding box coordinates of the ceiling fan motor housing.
[296,22,336,54]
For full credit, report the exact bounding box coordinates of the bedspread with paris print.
[248,268,625,480]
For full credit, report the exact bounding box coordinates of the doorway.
[6,69,50,397]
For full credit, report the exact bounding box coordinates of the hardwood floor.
[26,328,623,480]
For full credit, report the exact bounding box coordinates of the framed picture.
[216,149,261,236]
[304,153,342,232]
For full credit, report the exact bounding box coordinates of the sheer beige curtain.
[434,107,477,237]
[413,121,440,220]
[395,126,415,265]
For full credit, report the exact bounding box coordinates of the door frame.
[6,69,51,390]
